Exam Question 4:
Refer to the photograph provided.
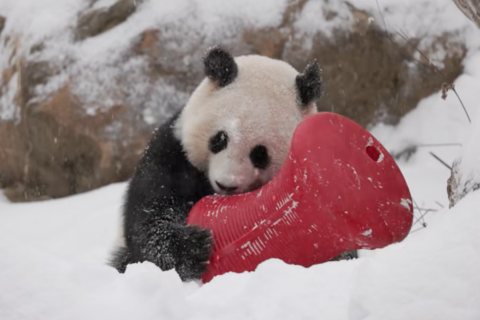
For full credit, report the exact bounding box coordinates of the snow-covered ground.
[1,144,480,320]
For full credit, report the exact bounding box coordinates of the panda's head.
[175,46,323,195]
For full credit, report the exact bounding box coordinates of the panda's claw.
[174,225,214,281]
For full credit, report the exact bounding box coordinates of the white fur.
[176,54,317,195]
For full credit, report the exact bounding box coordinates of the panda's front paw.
[175,225,213,281]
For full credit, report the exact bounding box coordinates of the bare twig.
[397,30,446,80]
[375,0,389,36]
[412,198,422,213]
[413,209,433,227]
[412,198,427,228]
[416,208,438,212]
[416,143,462,148]
[409,227,425,234]
[429,152,452,170]
[451,86,471,123]
[452,0,480,29]
[392,143,462,161]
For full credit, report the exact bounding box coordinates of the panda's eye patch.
[209,131,229,154]
[250,145,270,169]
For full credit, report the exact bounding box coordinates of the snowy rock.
[0,0,473,201]
[75,0,138,41]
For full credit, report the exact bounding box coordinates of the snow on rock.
[0,0,475,201]
[352,0,480,51]
[0,0,291,118]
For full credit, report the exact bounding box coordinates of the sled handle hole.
[366,145,381,162]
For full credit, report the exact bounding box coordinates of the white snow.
[0,73,19,122]
[361,229,372,237]
[400,198,412,211]
[293,0,354,40]
[350,191,480,320]
[452,112,480,199]
[376,151,384,163]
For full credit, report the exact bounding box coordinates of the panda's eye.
[209,131,229,154]
[250,145,270,169]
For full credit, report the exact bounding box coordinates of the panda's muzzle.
[215,181,238,193]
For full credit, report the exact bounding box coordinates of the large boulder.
[0,0,468,201]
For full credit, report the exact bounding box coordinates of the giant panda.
[110,46,324,281]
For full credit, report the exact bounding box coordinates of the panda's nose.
[216,181,238,193]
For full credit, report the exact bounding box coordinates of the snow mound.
[0,182,479,320]
[350,190,480,320]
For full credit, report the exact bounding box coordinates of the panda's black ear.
[295,60,323,108]
[203,46,238,88]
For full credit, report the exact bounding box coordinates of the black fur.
[203,46,238,87]
[250,145,270,169]
[295,60,323,108]
[209,130,229,154]
[110,112,215,281]
[331,250,358,261]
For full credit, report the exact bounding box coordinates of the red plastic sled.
[187,112,413,283]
